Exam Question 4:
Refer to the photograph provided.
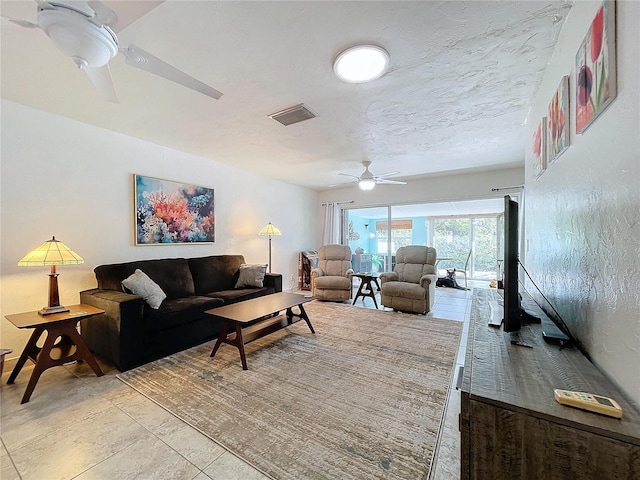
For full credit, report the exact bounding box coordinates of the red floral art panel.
[575,0,617,134]
[548,76,570,163]
[532,117,547,179]
[134,174,215,245]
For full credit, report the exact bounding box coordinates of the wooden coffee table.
[5,304,105,403]
[206,292,315,370]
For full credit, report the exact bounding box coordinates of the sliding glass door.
[345,206,388,273]
[344,199,503,281]
[345,205,430,273]
[431,217,471,274]
[375,218,417,271]
[429,216,498,280]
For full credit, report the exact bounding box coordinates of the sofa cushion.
[144,296,224,333]
[95,258,195,299]
[189,255,245,294]
[207,287,275,304]
[121,269,166,309]
[235,264,267,288]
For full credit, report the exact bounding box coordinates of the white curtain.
[322,202,342,245]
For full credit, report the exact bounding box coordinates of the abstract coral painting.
[548,76,570,163]
[576,1,617,134]
[135,175,215,244]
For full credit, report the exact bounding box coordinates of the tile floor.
[1,282,486,479]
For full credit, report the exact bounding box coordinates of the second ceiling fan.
[334,161,407,190]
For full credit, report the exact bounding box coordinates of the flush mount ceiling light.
[333,45,390,83]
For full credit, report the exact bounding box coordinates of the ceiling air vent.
[268,104,317,126]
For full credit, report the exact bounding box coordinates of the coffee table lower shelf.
[206,292,314,370]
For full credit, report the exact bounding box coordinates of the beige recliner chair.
[379,245,437,314]
[311,245,354,301]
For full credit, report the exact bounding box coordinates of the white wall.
[0,100,318,361]
[524,1,640,405]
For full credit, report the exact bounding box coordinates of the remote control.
[554,389,622,418]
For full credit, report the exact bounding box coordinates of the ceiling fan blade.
[122,44,223,100]
[84,64,119,103]
[5,17,39,28]
[374,171,400,178]
[338,173,360,180]
[328,182,355,188]
[87,0,118,27]
[376,179,407,185]
[100,1,164,33]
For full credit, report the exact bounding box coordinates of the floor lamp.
[258,222,281,273]
[18,236,84,315]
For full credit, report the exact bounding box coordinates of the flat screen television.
[502,195,540,332]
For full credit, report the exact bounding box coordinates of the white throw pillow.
[235,264,268,288]
[121,269,166,309]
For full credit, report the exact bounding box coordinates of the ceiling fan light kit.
[333,44,390,83]
[38,7,118,69]
[358,178,376,191]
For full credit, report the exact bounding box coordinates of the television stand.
[461,289,640,479]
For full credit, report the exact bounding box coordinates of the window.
[430,215,498,280]
[376,219,412,253]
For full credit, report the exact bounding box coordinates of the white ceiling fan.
[3,0,223,103]
[332,160,407,190]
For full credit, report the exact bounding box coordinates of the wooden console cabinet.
[460,289,640,479]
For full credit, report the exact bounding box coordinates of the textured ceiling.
[0,0,572,191]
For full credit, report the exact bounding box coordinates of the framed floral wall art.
[134,174,215,245]
[532,117,547,179]
[548,75,570,162]
[575,0,617,134]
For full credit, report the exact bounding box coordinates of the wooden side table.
[5,304,105,404]
[352,273,381,309]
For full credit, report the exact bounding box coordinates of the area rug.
[117,301,462,479]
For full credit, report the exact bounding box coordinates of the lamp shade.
[259,223,281,274]
[258,223,282,237]
[18,236,84,266]
[18,236,84,316]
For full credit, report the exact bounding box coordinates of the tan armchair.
[379,245,437,314]
[311,245,354,301]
